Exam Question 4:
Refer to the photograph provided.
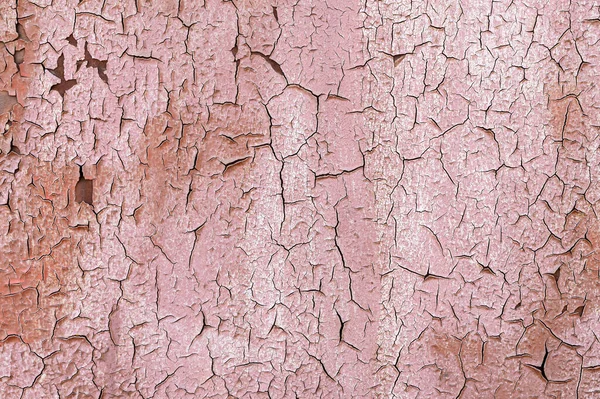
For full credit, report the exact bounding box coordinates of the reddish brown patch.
[0,161,84,345]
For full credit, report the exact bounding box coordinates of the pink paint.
[0,0,599,397]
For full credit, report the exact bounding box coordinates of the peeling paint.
[1,0,600,397]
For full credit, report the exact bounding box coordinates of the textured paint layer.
[1,0,600,398]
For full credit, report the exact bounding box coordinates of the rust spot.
[429,330,461,358]
[539,75,600,347]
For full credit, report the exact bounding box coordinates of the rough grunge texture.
[3,0,600,398]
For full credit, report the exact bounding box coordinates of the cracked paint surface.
[1,0,600,397]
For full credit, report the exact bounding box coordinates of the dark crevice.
[528,344,550,382]
[252,51,285,78]
[221,156,251,174]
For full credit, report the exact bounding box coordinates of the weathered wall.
[1,0,600,397]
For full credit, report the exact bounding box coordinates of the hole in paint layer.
[75,166,93,205]
[48,54,78,97]
[66,34,77,46]
[393,54,407,66]
[14,49,24,66]
[9,136,20,154]
[16,23,29,41]
[0,91,17,115]
[51,79,78,97]
[77,42,108,84]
